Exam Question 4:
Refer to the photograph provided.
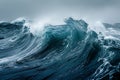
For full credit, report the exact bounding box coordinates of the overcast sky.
[0,0,120,24]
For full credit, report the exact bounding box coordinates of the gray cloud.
[0,0,120,24]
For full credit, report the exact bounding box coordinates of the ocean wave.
[0,17,120,80]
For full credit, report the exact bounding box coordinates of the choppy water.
[0,18,120,80]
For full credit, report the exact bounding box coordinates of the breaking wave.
[0,17,120,80]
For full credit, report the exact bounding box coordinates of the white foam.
[90,21,106,35]
[29,17,65,36]
[29,18,50,36]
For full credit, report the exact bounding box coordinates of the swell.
[0,18,119,80]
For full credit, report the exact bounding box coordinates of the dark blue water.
[0,18,120,80]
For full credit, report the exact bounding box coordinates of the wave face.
[0,18,120,80]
